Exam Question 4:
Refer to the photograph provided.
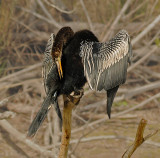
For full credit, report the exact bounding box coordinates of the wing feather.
[80,30,132,91]
[42,33,55,93]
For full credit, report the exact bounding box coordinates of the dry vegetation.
[0,0,160,157]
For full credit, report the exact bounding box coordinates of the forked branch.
[122,118,159,158]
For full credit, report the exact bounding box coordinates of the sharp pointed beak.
[56,57,63,79]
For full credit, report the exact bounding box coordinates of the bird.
[28,27,132,137]
[28,27,99,137]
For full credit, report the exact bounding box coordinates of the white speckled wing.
[42,33,55,93]
[80,30,132,91]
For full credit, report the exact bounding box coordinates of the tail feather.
[28,90,63,137]
[53,99,62,128]
[28,92,52,137]
[28,106,49,137]
[106,85,119,118]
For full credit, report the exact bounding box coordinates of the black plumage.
[28,27,98,136]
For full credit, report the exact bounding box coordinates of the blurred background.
[0,0,160,157]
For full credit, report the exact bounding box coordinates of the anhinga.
[28,27,98,136]
[28,27,132,137]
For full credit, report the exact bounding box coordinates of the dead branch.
[46,133,160,149]
[0,126,31,158]
[139,66,160,79]
[80,0,94,32]
[122,1,146,21]
[69,135,160,148]
[44,0,75,14]
[128,46,158,72]
[0,78,41,91]
[124,81,160,99]
[36,0,54,20]
[72,92,160,134]
[11,17,42,37]
[0,63,42,82]
[0,120,53,157]
[132,14,160,45]
[0,111,16,120]
[82,80,160,112]
[122,119,159,158]
[19,7,62,29]
[102,0,133,41]
[0,98,9,107]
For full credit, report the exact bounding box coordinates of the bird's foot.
[68,88,84,105]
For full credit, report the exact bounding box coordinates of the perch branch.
[58,90,83,158]
[58,95,74,158]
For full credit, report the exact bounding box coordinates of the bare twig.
[139,66,160,79]
[0,63,41,82]
[122,119,159,158]
[149,0,159,17]
[122,118,147,158]
[128,46,158,72]
[44,0,75,14]
[36,0,54,20]
[19,7,62,29]
[0,78,41,91]
[132,14,160,45]
[79,0,94,32]
[102,0,133,41]
[69,134,160,148]
[122,1,146,21]
[72,92,160,134]
[81,80,160,112]
[0,111,16,120]
[81,95,124,111]
[0,98,9,107]
[0,120,54,157]
[11,17,41,36]
[0,126,31,158]
[69,126,98,156]
[124,81,160,99]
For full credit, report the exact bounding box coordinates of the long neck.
[52,27,74,59]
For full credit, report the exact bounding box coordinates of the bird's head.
[51,27,74,79]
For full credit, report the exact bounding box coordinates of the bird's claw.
[68,88,84,105]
